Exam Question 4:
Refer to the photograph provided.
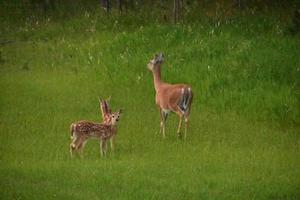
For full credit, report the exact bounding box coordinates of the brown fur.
[70,110,121,158]
[147,54,193,139]
[98,97,118,151]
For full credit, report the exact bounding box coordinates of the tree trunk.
[173,0,180,23]
[100,0,110,12]
[117,0,123,13]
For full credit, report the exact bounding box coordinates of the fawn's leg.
[70,143,75,158]
[110,135,115,152]
[74,136,86,158]
[70,136,80,158]
[100,139,107,157]
[70,140,74,158]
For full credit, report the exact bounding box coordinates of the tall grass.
[0,2,299,199]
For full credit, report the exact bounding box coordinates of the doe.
[147,53,193,139]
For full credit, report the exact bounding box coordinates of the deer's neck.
[152,66,163,92]
[110,125,117,133]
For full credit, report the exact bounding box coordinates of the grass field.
[1,2,300,199]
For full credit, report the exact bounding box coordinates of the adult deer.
[147,53,193,139]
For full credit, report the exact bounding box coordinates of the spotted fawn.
[98,97,117,152]
[70,109,122,158]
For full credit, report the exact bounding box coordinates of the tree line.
[14,0,300,24]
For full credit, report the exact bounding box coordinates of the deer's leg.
[160,109,168,138]
[183,103,192,140]
[70,143,75,158]
[100,139,107,157]
[110,135,115,152]
[176,113,183,138]
[77,137,86,158]
[100,140,104,157]
[70,135,80,158]
[159,108,163,135]
[175,107,184,138]
[184,115,189,140]
[184,92,193,140]
[70,139,75,158]
[163,111,169,138]
[103,141,107,156]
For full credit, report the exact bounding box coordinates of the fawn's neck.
[108,124,117,129]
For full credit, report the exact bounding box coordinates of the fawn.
[98,97,117,151]
[70,109,122,158]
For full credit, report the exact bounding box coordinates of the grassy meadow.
[1,1,300,199]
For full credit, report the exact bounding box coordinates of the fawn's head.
[110,109,122,126]
[147,53,164,72]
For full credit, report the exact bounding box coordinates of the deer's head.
[147,53,164,71]
[110,109,122,126]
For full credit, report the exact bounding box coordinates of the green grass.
[0,4,300,200]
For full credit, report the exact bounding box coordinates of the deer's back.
[73,120,113,139]
[156,83,192,110]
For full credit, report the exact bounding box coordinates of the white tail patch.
[178,88,190,112]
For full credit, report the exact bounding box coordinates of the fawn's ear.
[118,109,123,114]
[104,98,112,114]
[98,97,103,111]
[103,101,111,114]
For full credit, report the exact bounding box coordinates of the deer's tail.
[185,87,193,115]
[179,87,193,115]
[70,123,75,140]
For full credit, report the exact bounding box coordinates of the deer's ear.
[118,109,123,114]
[158,53,164,62]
